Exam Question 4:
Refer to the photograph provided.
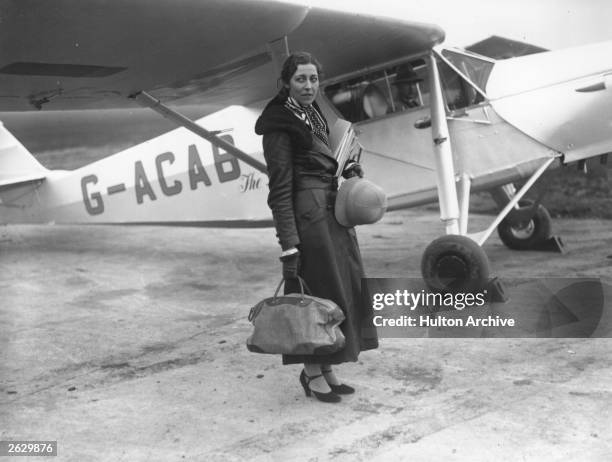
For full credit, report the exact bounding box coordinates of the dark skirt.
[283,185,379,365]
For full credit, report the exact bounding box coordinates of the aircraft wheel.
[497,200,552,250]
[421,235,490,293]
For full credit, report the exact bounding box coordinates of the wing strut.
[468,156,557,245]
[427,52,460,235]
[130,91,268,174]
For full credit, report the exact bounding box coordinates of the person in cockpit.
[392,64,423,110]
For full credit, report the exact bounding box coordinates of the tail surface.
[0,121,48,188]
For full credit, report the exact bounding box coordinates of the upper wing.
[0,0,444,111]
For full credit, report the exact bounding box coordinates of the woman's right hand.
[342,160,364,179]
[280,248,300,279]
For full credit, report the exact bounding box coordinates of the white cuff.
[280,247,299,257]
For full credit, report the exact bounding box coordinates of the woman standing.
[255,52,378,403]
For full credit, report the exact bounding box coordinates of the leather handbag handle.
[249,277,314,322]
[272,276,312,303]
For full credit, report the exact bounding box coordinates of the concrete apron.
[1,209,611,461]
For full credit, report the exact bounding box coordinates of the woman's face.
[286,63,319,106]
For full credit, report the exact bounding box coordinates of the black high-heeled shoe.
[299,370,341,403]
[321,368,355,395]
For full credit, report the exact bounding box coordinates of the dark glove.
[280,251,300,280]
[342,160,364,179]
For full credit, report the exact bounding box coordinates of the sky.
[281,0,612,50]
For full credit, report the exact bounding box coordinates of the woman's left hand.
[280,250,300,280]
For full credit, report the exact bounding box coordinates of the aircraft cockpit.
[319,47,500,219]
[323,59,429,123]
[322,49,494,124]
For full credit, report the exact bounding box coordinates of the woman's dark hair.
[278,52,323,95]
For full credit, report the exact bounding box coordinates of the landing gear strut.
[420,52,494,297]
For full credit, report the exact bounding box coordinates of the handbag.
[246,277,346,355]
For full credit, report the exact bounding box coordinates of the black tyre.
[421,235,490,293]
[497,200,552,250]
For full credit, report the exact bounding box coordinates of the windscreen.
[440,49,494,95]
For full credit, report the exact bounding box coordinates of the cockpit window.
[323,52,492,121]
[440,49,493,99]
[438,59,473,110]
[323,58,430,123]
[437,49,494,111]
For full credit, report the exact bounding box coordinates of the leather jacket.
[255,94,338,250]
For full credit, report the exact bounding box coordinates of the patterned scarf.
[284,96,329,146]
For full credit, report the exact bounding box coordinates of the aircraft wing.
[0,0,444,111]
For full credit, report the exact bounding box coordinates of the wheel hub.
[421,235,491,294]
[435,254,469,286]
[510,219,535,239]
